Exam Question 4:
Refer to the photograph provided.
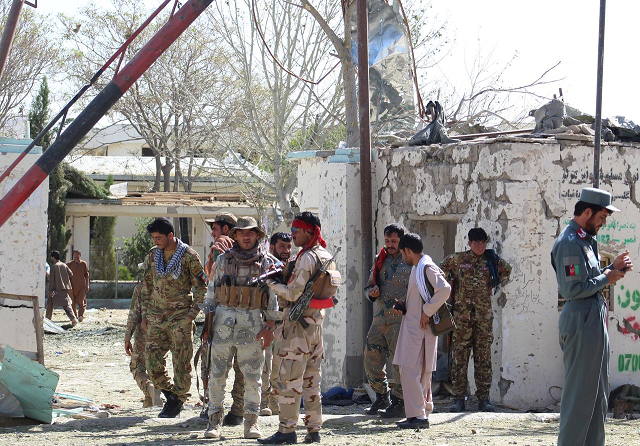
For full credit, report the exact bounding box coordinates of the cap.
[205,212,238,228]
[229,216,266,239]
[579,187,620,212]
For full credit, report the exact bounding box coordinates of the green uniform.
[363,252,411,399]
[552,220,609,446]
[125,284,153,401]
[141,245,207,403]
[440,250,511,400]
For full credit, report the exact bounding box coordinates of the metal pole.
[115,247,119,300]
[593,0,606,189]
[357,0,373,355]
[0,0,214,228]
[0,0,25,82]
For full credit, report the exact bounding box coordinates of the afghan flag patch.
[565,264,580,277]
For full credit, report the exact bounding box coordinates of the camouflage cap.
[229,216,266,239]
[205,212,238,228]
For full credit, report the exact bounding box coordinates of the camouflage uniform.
[205,246,278,417]
[440,250,512,399]
[141,245,207,403]
[260,324,283,413]
[125,284,153,403]
[363,253,411,399]
[200,238,245,417]
[269,245,335,435]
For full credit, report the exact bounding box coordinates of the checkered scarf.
[154,238,188,279]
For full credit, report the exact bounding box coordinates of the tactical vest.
[214,250,268,310]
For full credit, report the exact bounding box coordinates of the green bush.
[118,265,133,281]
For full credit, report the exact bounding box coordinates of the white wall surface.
[0,152,49,361]
[295,138,640,408]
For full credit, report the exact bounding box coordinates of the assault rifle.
[249,262,284,286]
[289,247,341,329]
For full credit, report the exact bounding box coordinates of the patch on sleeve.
[562,256,583,281]
[197,270,208,285]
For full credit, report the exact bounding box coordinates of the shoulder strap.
[422,265,435,297]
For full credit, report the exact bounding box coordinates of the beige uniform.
[270,245,333,434]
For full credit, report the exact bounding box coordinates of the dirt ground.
[1,308,639,445]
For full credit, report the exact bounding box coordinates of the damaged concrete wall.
[294,138,640,408]
[374,138,640,408]
[0,152,49,361]
[295,155,368,389]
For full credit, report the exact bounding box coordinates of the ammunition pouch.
[214,250,269,310]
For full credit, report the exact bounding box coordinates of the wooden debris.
[119,192,246,205]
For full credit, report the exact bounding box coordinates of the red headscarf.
[372,247,388,286]
[292,218,326,261]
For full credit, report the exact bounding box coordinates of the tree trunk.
[162,161,173,192]
[153,154,162,192]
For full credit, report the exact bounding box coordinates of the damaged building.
[291,134,640,410]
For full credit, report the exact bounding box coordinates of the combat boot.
[157,390,172,417]
[223,410,243,426]
[366,391,390,415]
[449,398,465,413]
[378,393,405,418]
[204,411,223,439]
[478,399,496,412]
[260,398,272,416]
[304,431,321,443]
[257,431,297,444]
[158,392,183,418]
[244,413,262,439]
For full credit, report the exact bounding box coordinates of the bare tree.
[442,42,562,133]
[205,0,346,222]
[0,1,60,136]
[59,0,240,191]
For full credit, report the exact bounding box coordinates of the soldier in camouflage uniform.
[363,224,411,417]
[124,283,161,407]
[440,227,512,412]
[260,232,292,417]
[141,218,207,418]
[202,217,278,440]
[201,213,245,426]
[259,212,339,445]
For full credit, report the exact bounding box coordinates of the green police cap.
[579,187,620,212]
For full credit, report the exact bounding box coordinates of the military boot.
[157,390,172,417]
[260,398,272,416]
[158,392,183,418]
[449,398,465,413]
[366,391,390,415]
[204,411,223,439]
[257,431,297,444]
[244,413,262,439]
[478,399,496,412]
[304,431,321,443]
[378,393,405,418]
[223,410,244,426]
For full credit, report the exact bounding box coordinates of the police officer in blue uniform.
[551,187,633,446]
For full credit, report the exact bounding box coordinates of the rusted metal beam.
[0,0,214,228]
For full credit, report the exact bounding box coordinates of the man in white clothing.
[392,233,451,429]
